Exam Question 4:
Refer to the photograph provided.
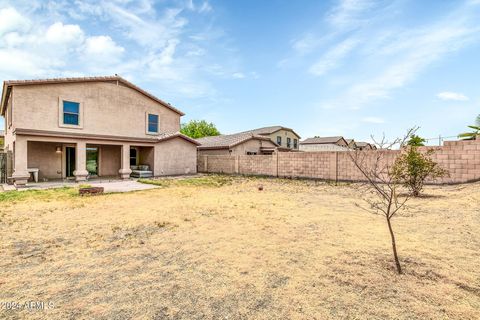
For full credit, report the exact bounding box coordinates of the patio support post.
[74,141,89,182]
[12,136,30,187]
[119,144,132,179]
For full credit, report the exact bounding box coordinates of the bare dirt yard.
[1,175,479,319]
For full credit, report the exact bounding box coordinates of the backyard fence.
[198,139,480,184]
[0,151,13,184]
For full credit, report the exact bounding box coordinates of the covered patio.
[11,133,156,186]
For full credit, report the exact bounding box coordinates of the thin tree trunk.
[386,217,402,274]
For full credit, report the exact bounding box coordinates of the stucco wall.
[99,145,121,176]
[11,82,181,139]
[139,146,155,172]
[199,139,480,184]
[198,138,277,156]
[3,96,14,151]
[197,149,231,156]
[154,137,197,176]
[27,141,62,180]
[268,129,300,150]
[299,144,350,152]
[231,139,277,155]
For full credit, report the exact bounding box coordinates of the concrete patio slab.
[1,179,158,193]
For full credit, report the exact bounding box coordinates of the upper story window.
[287,137,291,148]
[277,136,282,145]
[63,101,80,125]
[147,113,159,133]
[293,139,298,149]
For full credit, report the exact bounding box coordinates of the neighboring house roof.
[237,126,302,139]
[1,75,184,116]
[197,133,277,150]
[157,131,201,145]
[355,142,376,149]
[300,136,347,145]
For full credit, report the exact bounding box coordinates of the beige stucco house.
[236,126,301,150]
[355,142,376,150]
[299,136,351,152]
[197,133,278,156]
[345,139,356,149]
[1,75,199,186]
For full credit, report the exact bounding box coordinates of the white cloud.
[309,37,359,76]
[46,22,84,46]
[199,2,213,13]
[0,0,229,100]
[315,1,480,110]
[292,33,318,54]
[362,116,385,124]
[327,0,375,28]
[0,7,30,35]
[232,72,245,79]
[84,35,124,63]
[437,91,469,101]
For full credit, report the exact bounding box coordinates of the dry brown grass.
[0,175,479,319]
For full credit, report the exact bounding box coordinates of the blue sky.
[0,0,479,144]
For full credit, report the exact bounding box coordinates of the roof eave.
[158,133,201,145]
[1,82,11,116]
[1,75,186,116]
[197,145,230,150]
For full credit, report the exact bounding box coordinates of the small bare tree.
[348,128,417,274]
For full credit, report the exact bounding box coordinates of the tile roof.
[237,125,301,138]
[157,131,200,145]
[157,131,200,146]
[300,136,344,144]
[1,75,184,116]
[196,133,274,149]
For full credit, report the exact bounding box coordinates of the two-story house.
[236,126,301,150]
[1,75,199,187]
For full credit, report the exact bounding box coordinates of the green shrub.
[392,147,448,197]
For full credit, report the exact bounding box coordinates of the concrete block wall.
[198,139,480,184]
[238,155,276,176]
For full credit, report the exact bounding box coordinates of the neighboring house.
[197,133,278,156]
[236,126,301,150]
[299,136,350,152]
[355,142,376,150]
[1,75,200,186]
[345,139,356,149]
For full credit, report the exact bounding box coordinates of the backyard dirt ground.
[0,175,479,319]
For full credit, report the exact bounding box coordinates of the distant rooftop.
[196,132,274,149]
[300,136,345,144]
[237,126,301,138]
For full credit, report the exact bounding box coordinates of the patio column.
[73,141,89,182]
[12,136,30,187]
[119,144,132,179]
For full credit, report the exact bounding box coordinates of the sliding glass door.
[86,147,99,176]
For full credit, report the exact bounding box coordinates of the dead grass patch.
[0,176,478,319]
